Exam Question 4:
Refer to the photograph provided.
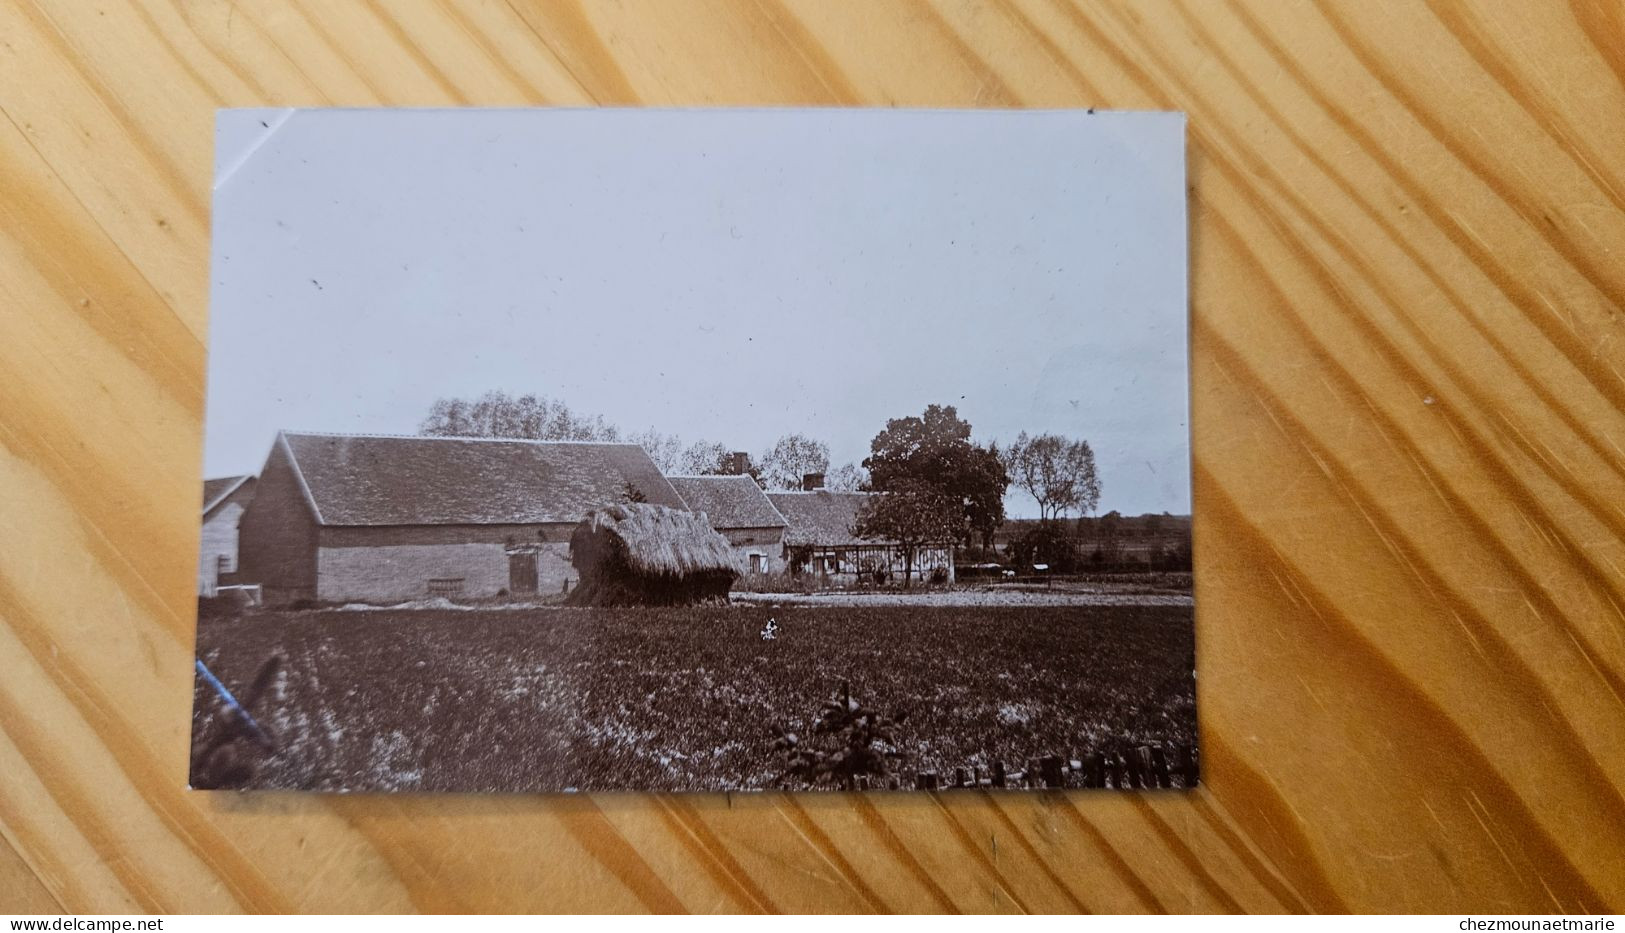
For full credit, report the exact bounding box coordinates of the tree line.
[418,390,866,491]
[418,391,1111,572]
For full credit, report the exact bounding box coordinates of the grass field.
[191,604,1195,792]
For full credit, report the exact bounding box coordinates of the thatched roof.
[575,503,747,577]
[569,503,745,606]
[668,475,787,530]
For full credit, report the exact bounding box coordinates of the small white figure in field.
[760,617,778,641]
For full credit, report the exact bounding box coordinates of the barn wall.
[237,444,318,604]
[534,545,576,594]
[198,501,245,596]
[320,523,575,547]
[315,536,578,602]
[318,543,507,602]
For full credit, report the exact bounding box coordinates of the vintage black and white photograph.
[191,108,1192,793]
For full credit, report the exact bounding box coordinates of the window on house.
[749,554,763,574]
[427,578,465,597]
[217,554,232,575]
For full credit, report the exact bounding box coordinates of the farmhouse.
[199,475,256,596]
[236,431,684,605]
[765,489,955,585]
[667,474,787,575]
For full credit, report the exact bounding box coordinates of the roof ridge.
[276,433,327,525]
[280,430,641,447]
[273,429,683,526]
[202,474,253,515]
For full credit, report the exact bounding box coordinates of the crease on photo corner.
[215,108,298,193]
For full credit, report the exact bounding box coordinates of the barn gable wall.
[237,443,319,604]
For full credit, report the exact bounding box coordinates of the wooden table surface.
[2,0,1622,915]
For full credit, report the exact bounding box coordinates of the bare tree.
[628,427,685,473]
[825,462,867,492]
[676,439,732,475]
[1001,432,1101,521]
[419,390,621,442]
[759,434,831,489]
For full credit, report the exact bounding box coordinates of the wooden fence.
[851,744,1199,791]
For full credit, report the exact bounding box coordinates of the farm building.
[235,432,685,605]
[199,475,256,596]
[667,475,787,575]
[765,489,955,585]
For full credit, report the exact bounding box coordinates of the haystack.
[567,503,746,606]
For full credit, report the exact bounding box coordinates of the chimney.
[726,451,751,476]
[801,472,825,491]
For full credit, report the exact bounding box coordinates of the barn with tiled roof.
[668,475,787,575]
[236,431,684,605]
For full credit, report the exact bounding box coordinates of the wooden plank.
[0,831,64,914]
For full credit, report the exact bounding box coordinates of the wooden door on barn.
[508,551,538,595]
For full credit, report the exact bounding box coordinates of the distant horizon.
[205,109,1189,519]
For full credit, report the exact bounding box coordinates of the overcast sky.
[206,108,1188,518]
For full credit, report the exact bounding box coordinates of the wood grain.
[0,0,1621,914]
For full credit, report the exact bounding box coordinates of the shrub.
[774,682,908,790]
[1159,541,1193,572]
[1009,521,1080,572]
[956,545,1002,565]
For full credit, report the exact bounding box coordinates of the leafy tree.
[758,434,831,490]
[419,390,620,441]
[1001,432,1101,521]
[851,478,963,587]
[862,404,1008,547]
[825,462,867,492]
